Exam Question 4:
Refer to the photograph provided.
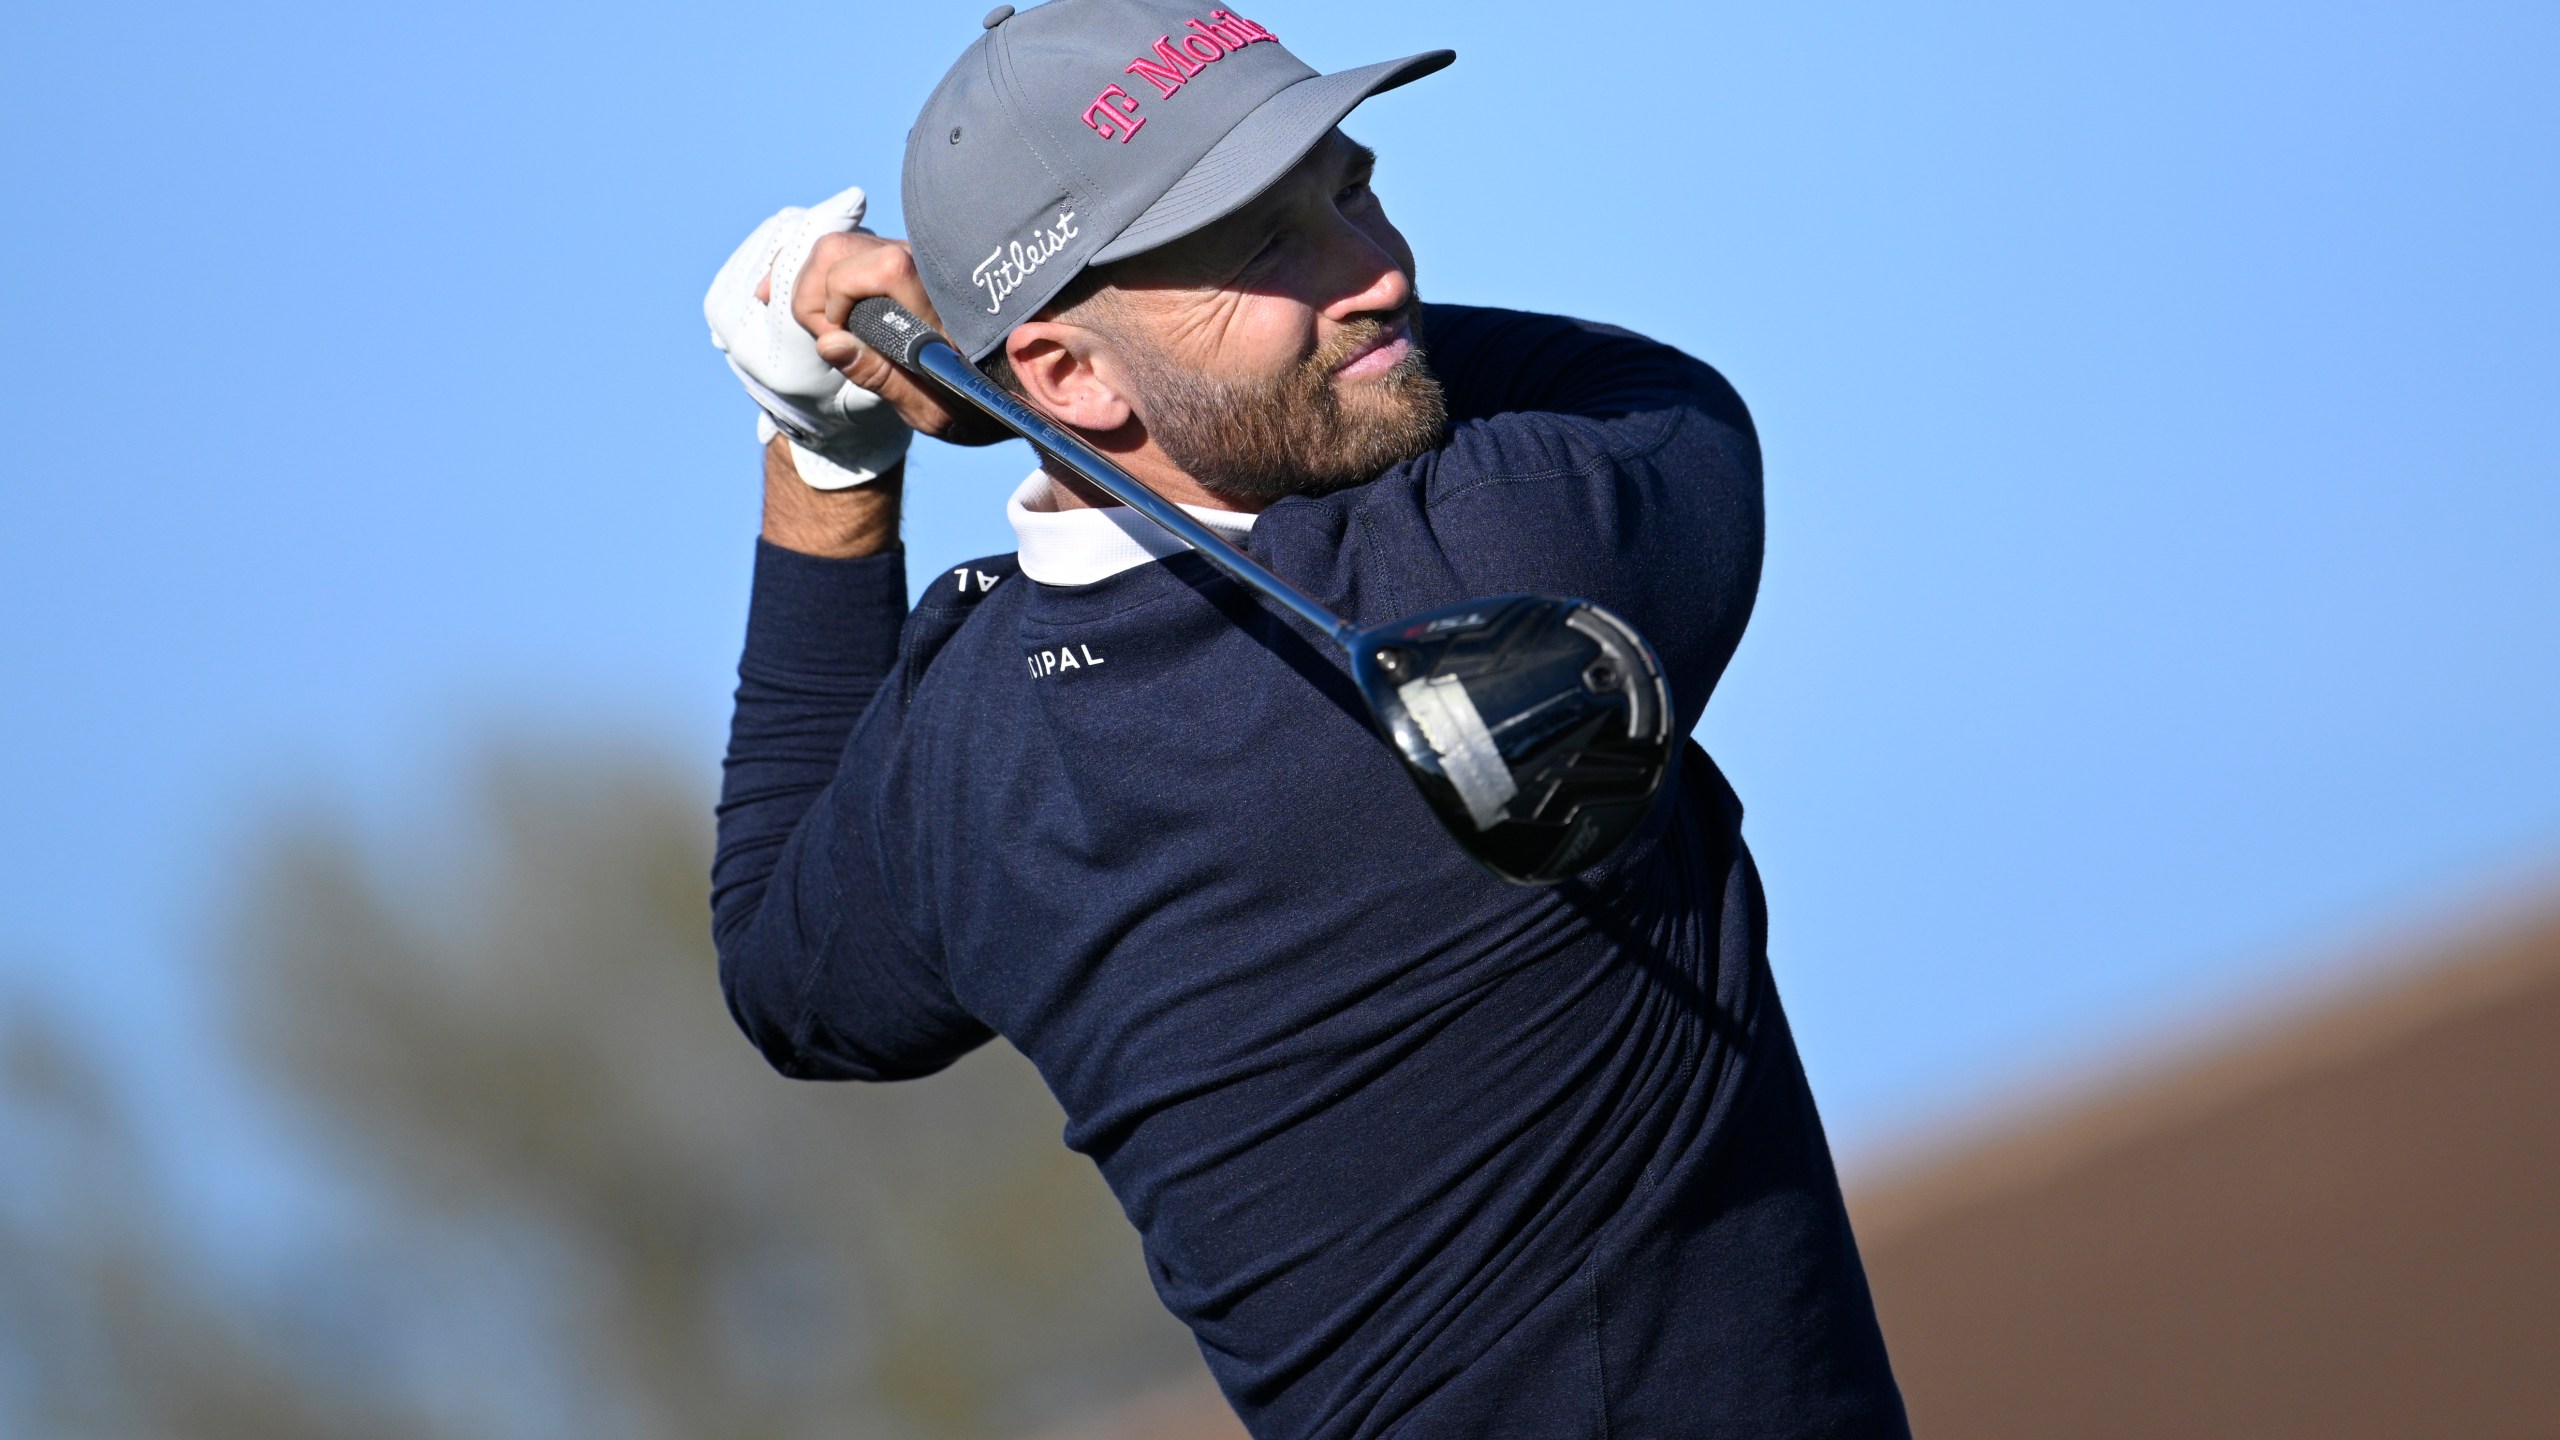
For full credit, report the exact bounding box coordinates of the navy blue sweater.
[713,305,1907,1439]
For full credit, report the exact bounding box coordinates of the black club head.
[1350,596,1674,884]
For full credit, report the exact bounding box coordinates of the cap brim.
[1090,49,1455,265]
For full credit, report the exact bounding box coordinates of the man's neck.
[1039,457,1264,515]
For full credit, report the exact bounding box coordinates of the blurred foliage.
[0,998,442,1440]
[0,743,1207,1440]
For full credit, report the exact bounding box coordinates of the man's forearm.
[760,433,903,557]
[713,439,913,998]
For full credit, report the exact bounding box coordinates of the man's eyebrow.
[1206,138,1377,271]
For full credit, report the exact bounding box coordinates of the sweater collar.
[1005,471,1257,586]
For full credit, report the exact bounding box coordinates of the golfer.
[705,2,1908,1434]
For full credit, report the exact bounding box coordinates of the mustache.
[1310,299,1425,374]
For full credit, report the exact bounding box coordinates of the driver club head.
[1351,596,1675,885]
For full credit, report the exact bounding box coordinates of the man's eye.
[1338,180,1372,205]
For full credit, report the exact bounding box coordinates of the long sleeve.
[1420,302,1752,436]
[711,540,992,1081]
[1267,304,1765,736]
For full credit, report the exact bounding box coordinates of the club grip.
[848,296,942,370]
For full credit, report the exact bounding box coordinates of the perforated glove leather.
[704,186,912,488]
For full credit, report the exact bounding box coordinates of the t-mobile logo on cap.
[1079,10,1280,144]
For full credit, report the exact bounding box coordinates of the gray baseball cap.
[903,1,1452,361]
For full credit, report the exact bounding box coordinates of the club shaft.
[903,335,1358,650]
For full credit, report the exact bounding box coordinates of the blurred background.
[2,0,2555,1436]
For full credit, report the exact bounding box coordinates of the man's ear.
[1004,321,1136,435]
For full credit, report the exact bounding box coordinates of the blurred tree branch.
[1,997,442,1440]
[1,737,1209,1439]
[228,742,1202,1440]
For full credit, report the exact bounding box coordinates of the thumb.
[804,185,869,234]
[816,331,865,370]
[817,331,904,404]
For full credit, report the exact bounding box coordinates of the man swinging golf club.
[705,2,1909,1434]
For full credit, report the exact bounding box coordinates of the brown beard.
[1118,305,1449,505]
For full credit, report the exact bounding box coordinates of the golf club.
[848,297,1675,885]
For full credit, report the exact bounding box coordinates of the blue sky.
[3,0,2555,1167]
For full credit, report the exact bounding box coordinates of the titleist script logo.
[974,209,1078,314]
[1081,10,1279,144]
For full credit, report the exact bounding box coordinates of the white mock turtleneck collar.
[1005,471,1256,585]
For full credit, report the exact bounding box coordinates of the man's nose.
[1318,227,1413,322]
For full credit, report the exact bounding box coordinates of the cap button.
[982,5,1014,28]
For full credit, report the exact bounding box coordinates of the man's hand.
[790,230,1012,448]
[706,188,916,487]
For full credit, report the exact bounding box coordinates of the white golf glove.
[704,186,912,489]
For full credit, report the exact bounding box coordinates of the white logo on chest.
[1027,644,1107,678]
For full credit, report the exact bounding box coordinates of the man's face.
[1087,131,1447,503]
